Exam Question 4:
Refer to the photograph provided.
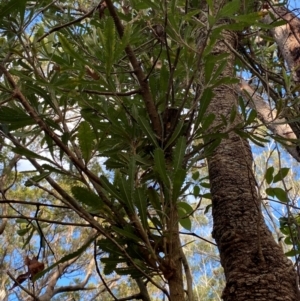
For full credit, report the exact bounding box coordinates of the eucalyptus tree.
[0,0,300,301]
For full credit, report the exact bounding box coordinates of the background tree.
[0,0,300,300]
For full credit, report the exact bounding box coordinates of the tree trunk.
[166,205,185,301]
[200,9,299,301]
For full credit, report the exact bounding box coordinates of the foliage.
[0,0,299,300]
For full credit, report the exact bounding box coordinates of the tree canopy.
[0,0,300,300]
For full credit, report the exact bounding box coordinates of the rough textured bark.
[165,207,185,301]
[199,8,299,301]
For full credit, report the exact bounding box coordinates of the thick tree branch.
[238,80,300,162]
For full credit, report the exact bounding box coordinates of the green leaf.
[0,0,26,19]
[177,202,193,215]
[266,187,289,203]
[134,187,148,229]
[137,116,159,148]
[218,0,240,17]
[232,12,261,24]
[172,136,186,172]
[154,148,170,187]
[12,147,54,164]
[285,249,300,257]
[71,186,103,210]
[25,172,51,187]
[58,33,85,64]
[172,168,187,202]
[200,182,210,189]
[112,226,141,242]
[147,187,162,216]
[201,193,212,199]
[209,60,227,85]
[273,168,290,183]
[179,217,192,231]
[128,157,136,201]
[100,17,116,77]
[78,121,95,163]
[210,77,239,88]
[193,185,200,196]
[0,106,35,129]
[164,121,185,150]
[98,239,124,256]
[17,227,31,236]
[245,109,257,125]
[265,166,274,184]
[204,203,212,214]
[118,176,134,212]
[100,176,122,201]
[195,88,213,129]
[192,171,199,181]
[41,164,69,175]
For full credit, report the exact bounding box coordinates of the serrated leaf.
[137,116,159,148]
[100,176,122,201]
[265,166,274,184]
[71,186,103,210]
[134,187,148,229]
[273,168,289,183]
[58,33,85,64]
[154,148,170,187]
[164,121,184,150]
[148,187,162,215]
[118,176,134,212]
[172,136,186,172]
[103,262,117,275]
[0,106,35,129]
[128,157,136,201]
[78,121,94,163]
[112,226,141,242]
[98,239,124,256]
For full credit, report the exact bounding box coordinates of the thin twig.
[37,5,99,42]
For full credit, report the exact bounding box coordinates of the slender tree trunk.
[199,6,299,301]
[166,206,185,301]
